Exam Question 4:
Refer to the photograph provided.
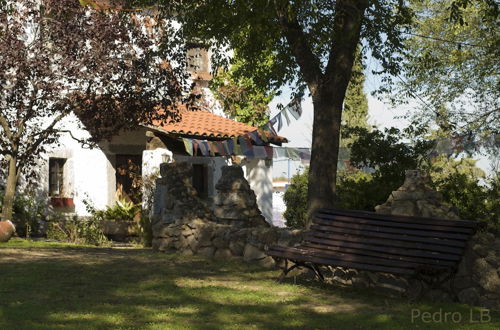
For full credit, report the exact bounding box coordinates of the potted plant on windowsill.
[50,197,74,208]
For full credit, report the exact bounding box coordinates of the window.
[49,158,66,197]
[186,42,209,73]
[192,164,208,198]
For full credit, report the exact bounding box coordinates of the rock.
[0,220,16,243]
[472,244,489,258]
[458,287,480,305]
[229,240,246,256]
[424,289,451,302]
[214,248,233,259]
[256,256,276,268]
[198,247,215,257]
[212,235,229,249]
[243,243,266,261]
[475,232,496,246]
[485,252,499,268]
[478,268,500,293]
[389,201,417,217]
[473,258,491,277]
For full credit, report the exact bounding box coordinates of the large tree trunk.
[307,89,343,221]
[306,0,368,226]
[1,156,19,221]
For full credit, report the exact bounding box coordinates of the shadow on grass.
[0,246,498,330]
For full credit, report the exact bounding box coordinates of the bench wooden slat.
[301,242,458,267]
[304,236,461,262]
[314,214,474,234]
[267,247,415,276]
[313,217,471,240]
[308,231,465,255]
[317,208,480,229]
[270,245,450,271]
[310,224,466,248]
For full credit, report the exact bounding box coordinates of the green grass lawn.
[0,239,498,330]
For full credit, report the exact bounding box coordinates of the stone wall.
[326,170,499,310]
[152,163,302,265]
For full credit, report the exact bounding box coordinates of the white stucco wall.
[242,158,274,224]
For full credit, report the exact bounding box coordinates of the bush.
[46,215,109,246]
[0,190,48,237]
[283,168,309,228]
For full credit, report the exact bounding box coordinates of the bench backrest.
[302,208,483,275]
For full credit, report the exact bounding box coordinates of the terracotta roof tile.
[149,110,287,144]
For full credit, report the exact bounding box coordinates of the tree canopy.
[149,0,414,223]
[0,0,187,220]
[385,0,499,138]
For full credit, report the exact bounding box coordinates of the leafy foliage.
[386,0,499,138]
[283,167,309,228]
[210,56,274,126]
[341,50,369,147]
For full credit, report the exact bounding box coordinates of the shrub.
[0,190,47,237]
[46,214,109,246]
[283,168,309,228]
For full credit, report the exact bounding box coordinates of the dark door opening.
[115,154,142,203]
[192,164,208,198]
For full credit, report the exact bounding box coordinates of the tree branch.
[273,0,323,96]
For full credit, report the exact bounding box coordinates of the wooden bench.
[267,208,483,289]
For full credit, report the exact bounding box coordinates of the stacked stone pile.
[152,163,303,266]
[152,162,213,227]
[153,217,303,265]
[213,166,270,228]
[375,170,459,219]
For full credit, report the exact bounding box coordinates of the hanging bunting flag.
[243,134,253,149]
[264,122,277,136]
[208,141,217,156]
[199,141,209,156]
[182,138,193,156]
[238,136,249,154]
[257,128,269,143]
[216,141,226,156]
[282,107,291,125]
[223,140,232,155]
[287,98,302,120]
[269,116,278,133]
[248,130,264,145]
[253,146,267,158]
[243,146,255,158]
[265,146,273,159]
[276,112,283,131]
[233,137,242,155]
[285,147,300,160]
[192,140,200,156]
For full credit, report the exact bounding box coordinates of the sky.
[268,68,494,179]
